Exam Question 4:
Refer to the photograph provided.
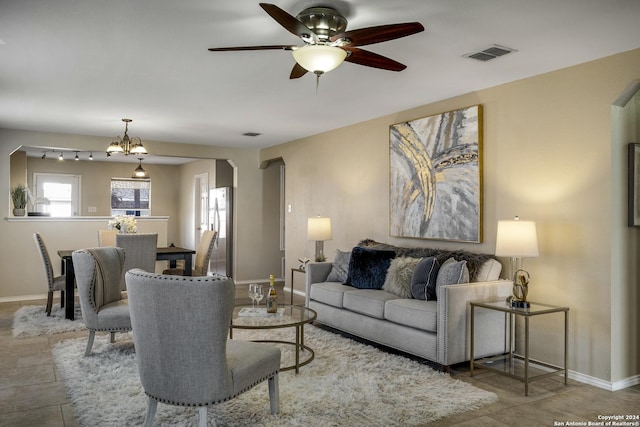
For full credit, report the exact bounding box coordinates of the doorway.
[194,173,209,247]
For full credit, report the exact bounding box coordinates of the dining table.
[57,246,196,320]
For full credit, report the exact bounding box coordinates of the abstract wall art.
[389,105,483,242]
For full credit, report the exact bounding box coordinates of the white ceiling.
[1,0,640,150]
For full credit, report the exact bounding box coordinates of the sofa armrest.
[305,262,333,306]
[437,280,513,366]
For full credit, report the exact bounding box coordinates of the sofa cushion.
[435,258,470,300]
[384,298,438,333]
[357,238,496,282]
[346,247,396,289]
[310,282,353,308]
[343,289,398,319]
[410,257,440,301]
[326,249,351,283]
[383,257,422,298]
[476,258,502,282]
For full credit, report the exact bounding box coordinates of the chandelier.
[106,118,147,156]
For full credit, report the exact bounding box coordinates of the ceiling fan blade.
[343,48,407,71]
[331,22,424,47]
[208,45,295,52]
[259,3,318,44]
[289,63,308,79]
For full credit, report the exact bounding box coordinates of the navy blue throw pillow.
[410,257,440,300]
[346,247,396,289]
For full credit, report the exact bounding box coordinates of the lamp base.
[511,300,530,309]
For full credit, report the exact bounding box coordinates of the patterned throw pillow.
[410,257,440,300]
[326,249,351,283]
[383,257,422,298]
[435,258,470,300]
[346,247,396,289]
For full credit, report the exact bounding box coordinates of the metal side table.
[470,300,569,396]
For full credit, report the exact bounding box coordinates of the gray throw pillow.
[326,249,351,283]
[410,257,440,300]
[383,257,422,298]
[435,258,470,300]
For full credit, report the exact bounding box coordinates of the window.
[33,173,81,216]
[110,178,151,216]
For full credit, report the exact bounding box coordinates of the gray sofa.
[305,241,513,367]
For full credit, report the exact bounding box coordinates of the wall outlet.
[88,206,97,213]
[288,204,292,213]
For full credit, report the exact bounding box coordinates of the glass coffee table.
[231,304,317,373]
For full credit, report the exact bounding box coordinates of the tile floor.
[1,288,638,426]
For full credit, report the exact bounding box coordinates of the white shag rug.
[12,304,85,338]
[53,325,497,426]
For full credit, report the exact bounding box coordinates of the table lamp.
[307,216,332,262]
[495,216,539,308]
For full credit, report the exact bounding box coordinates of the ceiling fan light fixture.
[292,45,347,74]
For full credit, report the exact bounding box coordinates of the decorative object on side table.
[297,257,310,270]
[10,184,27,216]
[108,215,137,234]
[495,216,539,308]
[307,216,332,261]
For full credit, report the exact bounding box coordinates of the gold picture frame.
[628,143,640,227]
[389,105,483,242]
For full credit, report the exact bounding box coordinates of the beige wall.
[19,156,181,224]
[1,128,281,299]
[260,48,640,387]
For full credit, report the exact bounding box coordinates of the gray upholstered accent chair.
[163,230,217,276]
[126,270,281,427]
[115,233,157,291]
[72,247,132,356]
[33,233,67,316]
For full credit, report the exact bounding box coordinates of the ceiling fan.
[208,3,424,80]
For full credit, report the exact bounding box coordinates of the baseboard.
[569,370,640,391]
[0,294,48,303]
[283,287,306,297]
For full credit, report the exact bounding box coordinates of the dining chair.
[72,247,131,356]
[162,230,217,276]
[115,233,158,291]
[126,269,280,427]
[97,229,117,247]
[33,233,66,316]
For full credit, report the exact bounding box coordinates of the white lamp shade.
[495,219,539,257]
[307,216,332,241]
[292,45,347,73]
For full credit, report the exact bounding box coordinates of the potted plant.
[10,184,27,216]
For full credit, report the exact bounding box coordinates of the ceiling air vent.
[242,132,261,137]
[464,45,516,62]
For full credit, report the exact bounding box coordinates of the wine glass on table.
[248,284,258,311]
[254,285,264,310]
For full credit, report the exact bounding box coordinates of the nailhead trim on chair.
[128,270,230,283]
[90,327,132,332]
[144,371,279,407]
